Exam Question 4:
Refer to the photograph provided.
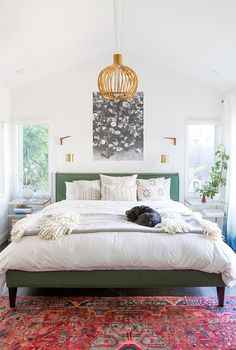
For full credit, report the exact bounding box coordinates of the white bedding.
[0,199,236,293]
[10,199,221,239]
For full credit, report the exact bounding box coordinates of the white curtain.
[224,92,236,250]
[0,122,5,197]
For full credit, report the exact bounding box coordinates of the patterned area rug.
[0,296,236,349]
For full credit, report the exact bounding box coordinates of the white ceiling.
[1,0,236,92]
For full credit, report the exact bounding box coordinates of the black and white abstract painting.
[93,92,144,160]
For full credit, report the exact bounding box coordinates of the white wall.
[0,84,11,242]
[11,54,223,201]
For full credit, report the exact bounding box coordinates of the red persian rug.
[0,296,236,350]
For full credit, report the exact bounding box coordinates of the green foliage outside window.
[23,124,48,191]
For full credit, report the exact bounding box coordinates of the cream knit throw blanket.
[10,210,222,242]
[11,212,80,242]
[155,212,222,240]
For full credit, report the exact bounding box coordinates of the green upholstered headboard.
[55,173,179,202]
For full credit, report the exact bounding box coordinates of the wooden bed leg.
[217,287,225,307]
[9,287,17,308]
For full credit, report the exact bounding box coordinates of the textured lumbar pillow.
[100,174,137,201]
[126,205,161,227]
[100,174,137,186]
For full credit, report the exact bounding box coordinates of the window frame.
[185,119,221,198]
[15,120,50,196]
[0,121,6,198]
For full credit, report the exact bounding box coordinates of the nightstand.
[8,197,51,234]
[184,198,225,230]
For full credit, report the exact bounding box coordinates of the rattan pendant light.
[98,0,138,100]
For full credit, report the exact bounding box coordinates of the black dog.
[126,205,161,227]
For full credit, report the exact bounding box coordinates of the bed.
[2,172,236,308]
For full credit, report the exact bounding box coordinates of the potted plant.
[195,144,230,203]
[19,169,34,199]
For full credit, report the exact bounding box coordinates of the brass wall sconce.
[160,154,169,163]
[164,137,176,146]
[65,153,74,162]
[60,136,71,145]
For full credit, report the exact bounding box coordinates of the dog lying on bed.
[126,205,161,227]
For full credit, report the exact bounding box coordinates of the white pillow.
[65,181,76,200]
[137,178,169,201]
[164,178,171,200]
[100,174,137,186]
[73,180,101,200]
[101,183,137,201]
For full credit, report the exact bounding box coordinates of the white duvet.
[0,199,236,293]
[10,199,222,240]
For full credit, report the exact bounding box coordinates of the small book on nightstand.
[13,207,32,215]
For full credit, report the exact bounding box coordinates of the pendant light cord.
[114,0,124,53]
[114,0,118,52]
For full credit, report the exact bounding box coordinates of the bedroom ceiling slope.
[0,0,236,92]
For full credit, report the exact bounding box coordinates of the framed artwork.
[93,92,144,160]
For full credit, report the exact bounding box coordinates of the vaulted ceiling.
[1,0,236,91]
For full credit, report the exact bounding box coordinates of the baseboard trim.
[0,231,9,245]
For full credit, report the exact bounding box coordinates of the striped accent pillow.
[101,183,137,201]
[73,180,101,200]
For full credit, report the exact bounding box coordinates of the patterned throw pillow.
[137,178,168,201]
[73,180,101,200]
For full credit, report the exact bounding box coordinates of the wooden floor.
[1,241,236,298]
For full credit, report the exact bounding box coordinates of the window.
[16,123,49,193]
[0,122,5,197]
[186,120,220,195]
